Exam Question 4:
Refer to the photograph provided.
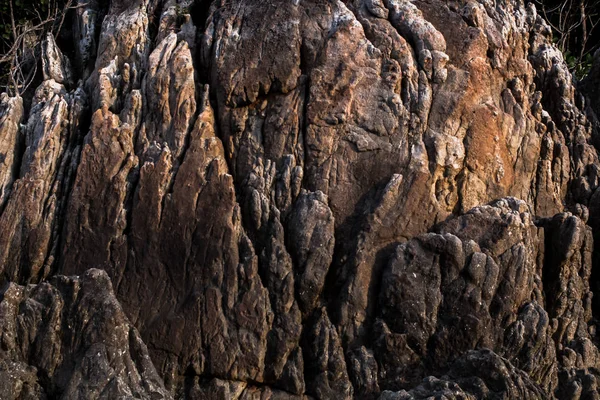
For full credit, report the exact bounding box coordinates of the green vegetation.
[565,51,595,80]
[536,0,599,80]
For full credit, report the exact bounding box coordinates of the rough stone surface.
[0,0,599,399]
[0,93,23,210]
[0,269,171,399]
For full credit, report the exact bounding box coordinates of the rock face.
[0,269,171,399]
[0,0,600,399]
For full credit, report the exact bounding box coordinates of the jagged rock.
[379,350,548,400]
[375,198,546,390]
[0,93,23,210]
[0,269,171,399]
[0,81,87,284]
[187,377,311,400]
[60,101,139,280]
[139,32,196,159]
[42,33,73,87]
[0,0,600,399]
[304,308,353,400]
[287,190,335,316]
[539,213,600,400]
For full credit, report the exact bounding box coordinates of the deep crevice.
[190,0,214,33]
[192,0,216,85]
[50,108,91,280]
[147,0,167,48]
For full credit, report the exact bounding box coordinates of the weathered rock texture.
[1,0,600,399]
[0,269,171,399]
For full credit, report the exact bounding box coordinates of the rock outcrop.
[0,269,171,399]
[0,0,600,399]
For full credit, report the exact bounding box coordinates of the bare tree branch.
[0,0,85,95]
[532,0,600,78]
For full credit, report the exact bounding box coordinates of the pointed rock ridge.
[0,269,171,399]
[0,81,86,285]
[304,307,354,399]
[139,32,196,160]
[59,100,139,281]
[287,190,335,316]
[84,85,274,391]
[0,93,23,211]
[42,33,73,87]
[89,0,151,111]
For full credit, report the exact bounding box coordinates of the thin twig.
[0,0,85,94]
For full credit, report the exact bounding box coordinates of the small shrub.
[535,0,600,80]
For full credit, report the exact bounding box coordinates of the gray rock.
[0,269,171,399]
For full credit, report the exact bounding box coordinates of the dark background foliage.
[0,0,71,95]
[0,0,599,94]
[531,0,600,78]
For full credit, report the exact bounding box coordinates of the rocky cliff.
[1,0,600,399]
